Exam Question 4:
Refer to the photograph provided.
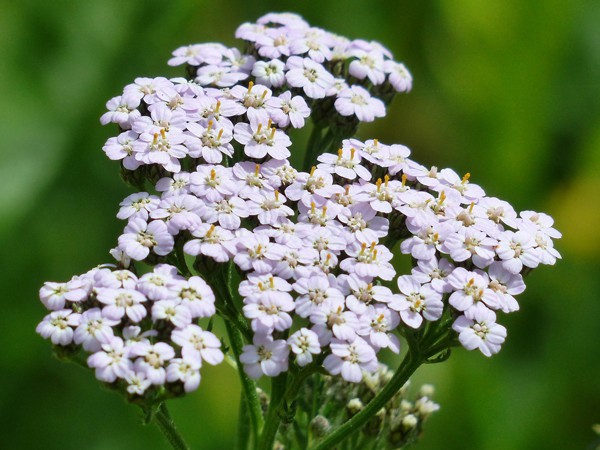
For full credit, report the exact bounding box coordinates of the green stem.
[236,392,251,450]
[154,403,189,450]
[309,349,423,450]
[303,124,324,172]
[258,373,288,450]
[225,320,265,448]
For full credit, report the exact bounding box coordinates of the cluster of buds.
[293,366,439,449]
[37,12,560,409]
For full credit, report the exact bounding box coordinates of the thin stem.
[309,349,423,450]
[236,392,251,450]
[154,403,189,450]
[285,363,320,402]
[225,320,265,448]
[303,124,324,172]
[258,373,288,450]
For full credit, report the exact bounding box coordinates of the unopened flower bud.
[347,398,364,416]
[401,413,418,431]
[256,387,269,414]
[310,415,331,438]
[400,399,413,412]
[415,397,440,417]
[419,384,435,397]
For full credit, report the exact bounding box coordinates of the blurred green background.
[1,0,599,448]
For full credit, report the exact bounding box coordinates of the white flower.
[496,230,540,274]
[118,218,174,261]
[243,294,295,333]
[87,336,132,383]
[124,370,152,395]
[74,308,119,352]
[36,309,81,345]
[96,288,147,323]
[390,276,443,328]
[317,147,371,181]
[234,118,291,160]
[172,325,224,365]
[288,328,321,366]
[152,300,192,328]
[252,59,286,87]
[357,305,401,353]
[335,85,385,122]
[39,278,90,311]
[285,56,335,99]
[384,61,412,92]
[240,334,289,379]
[452,308,507,357]
[323,337,378,383]
[130,342,175,385]
[267,91,310,128]
[167,358,202,392]
[447,268,498,313]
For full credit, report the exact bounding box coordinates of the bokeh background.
[1,0,599,449]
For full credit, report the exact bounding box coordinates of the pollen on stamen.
[254,164,260,175]
[467,278,475,287]
[310,166,316,176]
[439,191,446,204]
[322,206,327,217]
[274,191,279,201]
[373,139,379,146]
[462,172,471,184]
[344,185,350,195]
[376,178,382,191]
[337,148,343,159]
[384,174,389,187]
[350,148,356,159]
[247,81,254,93]
[207,120,214,130]
[370,241,376,251]
[206,224,215,237]
[210,169,217,180]
[215,100,221,113]
[360,242,367,253]
[402,174,407,187]
[372,249,378,260]
[153,133,159,145]
[261,90,268,100]
[160,129,166,139]
[310,202,316,214]
[469,201,475,213]
[217,128,224,139]
[269,277,274,289]
[270,127,276,139]
[256,123,263,134]
[267,119,272,128]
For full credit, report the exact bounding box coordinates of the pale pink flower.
[452,308,507,357]
[36,309,81,345]
[288,328,321,366]
[240,335,289,379]
[323,337,378,383]
[335,85,385,122]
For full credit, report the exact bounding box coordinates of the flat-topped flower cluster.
[36,12,560,402]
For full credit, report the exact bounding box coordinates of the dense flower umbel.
[37,11,560,410]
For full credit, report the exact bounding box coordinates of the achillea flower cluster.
[36,12,560,449]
